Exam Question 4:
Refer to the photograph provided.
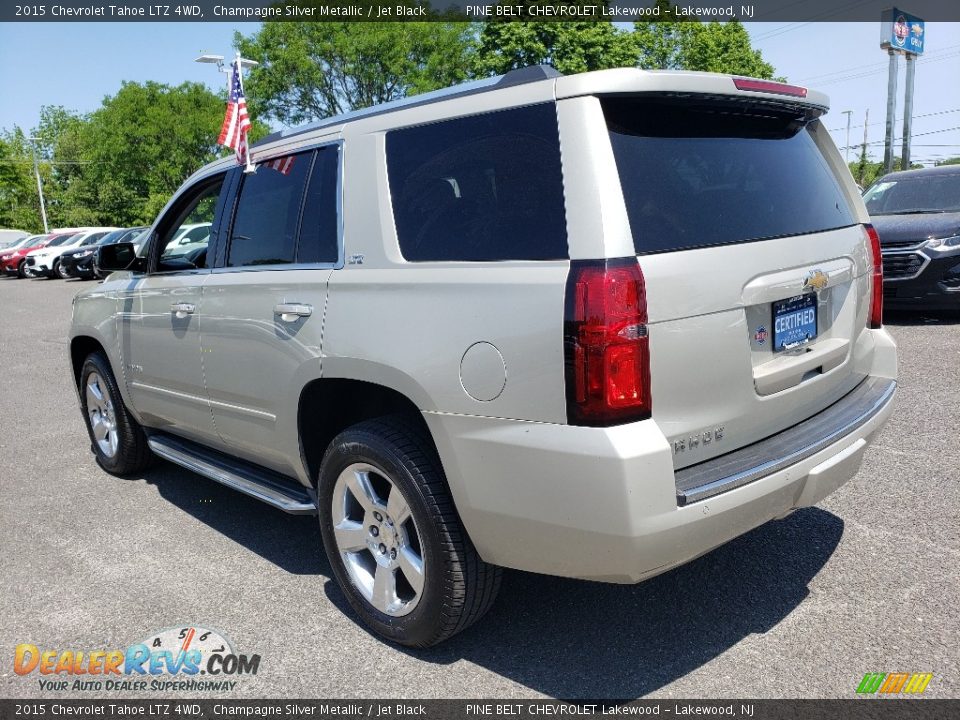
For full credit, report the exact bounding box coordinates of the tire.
[50,259,62,279]
[16,260,27,279]
[79,352,153,476]
[56,259,71,279]
[317,415,501,647]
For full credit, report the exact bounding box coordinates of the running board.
[147,434,316,515]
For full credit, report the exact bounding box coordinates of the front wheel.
[79,352,153,475]
[56,259,71,279]
[317,415,501,647]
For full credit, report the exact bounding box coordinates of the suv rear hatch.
[601,92,872,472]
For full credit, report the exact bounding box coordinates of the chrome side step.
[147,434,316,515]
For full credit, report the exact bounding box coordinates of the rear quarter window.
[603,97,856,255]
[386,104,568,262]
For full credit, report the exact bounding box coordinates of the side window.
[226,151,312,267]
[385,104,568,262]
[296,145,340,264]
[156,176,225,271]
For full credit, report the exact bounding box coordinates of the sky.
[0,21,958,165]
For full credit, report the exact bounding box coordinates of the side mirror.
[95,242,138,274]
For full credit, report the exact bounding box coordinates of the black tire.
[56,259,71,279]
[79,352,153,476]
[317,415,501,647]
[50,259,62,279]
[16,259,27,278]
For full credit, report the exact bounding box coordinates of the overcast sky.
[1,21,958,164]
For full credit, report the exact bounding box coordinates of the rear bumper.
[426,337,896,583]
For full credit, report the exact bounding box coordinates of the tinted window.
[604,98,856,255]
[386,104,568,262]
[80,232,107,246]
[227,152,312,267]
[863,173,960,214]
[297,146,340,264]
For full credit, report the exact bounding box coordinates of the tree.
[935,156,960,166]
[235,21,475,125]
[473,2,636,75]
[635,4,775,78]
[59,81,268,226]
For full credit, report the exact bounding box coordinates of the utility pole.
[858,108,869,186]
[27,137,49,234]
[882,49,898,174]
[842,110,853,165]
[900,52,917,169]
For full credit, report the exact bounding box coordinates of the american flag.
[263,155,295,175]
[218,60,251,163]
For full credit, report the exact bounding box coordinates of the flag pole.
[234,51,255,173]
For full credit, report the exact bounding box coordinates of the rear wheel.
[317,415,501,647]
[79,352,152,475]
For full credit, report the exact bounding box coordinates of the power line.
[828,107,960,132]
[795,44,960,83]
[812,51,960,88]
[838,125,960,150]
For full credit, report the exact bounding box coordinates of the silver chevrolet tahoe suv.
[71,66,897,647]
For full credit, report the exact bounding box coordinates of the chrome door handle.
[170,302,196,317]
[274,303,313,322]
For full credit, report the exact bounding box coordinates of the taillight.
[564,257,651,426]
[865,224,883,329]
[733,77,808,98]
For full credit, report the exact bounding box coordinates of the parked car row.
[0,226,149,280]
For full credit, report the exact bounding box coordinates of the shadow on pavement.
[136,460,843,699]
[339,507,843,700]
[136,461,326,576]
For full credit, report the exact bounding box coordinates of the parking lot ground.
[0,276,957,699]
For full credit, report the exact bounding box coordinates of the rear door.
[200,145,339,474]
[600,95,871,468]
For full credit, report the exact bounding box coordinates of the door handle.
[274,303,313,322]
[170,302,196,318]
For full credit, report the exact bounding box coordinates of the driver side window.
[154,175,225,272]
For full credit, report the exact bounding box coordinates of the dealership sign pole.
[880,7,925,173]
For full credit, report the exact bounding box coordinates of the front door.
[120,172,231,445]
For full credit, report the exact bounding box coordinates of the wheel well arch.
[298,379,434,485]
[70,336,108,387]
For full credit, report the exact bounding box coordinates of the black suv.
[864,165,960,311]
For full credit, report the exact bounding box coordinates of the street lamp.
[26,136,49,234]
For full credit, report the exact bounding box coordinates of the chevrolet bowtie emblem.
[804,269,829,292]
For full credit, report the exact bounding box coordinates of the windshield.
[96,230,126,245]
[47,233,77,247]
[10,235,43,249]
[864,173,960,214]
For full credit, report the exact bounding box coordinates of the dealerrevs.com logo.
[14,626,261,692]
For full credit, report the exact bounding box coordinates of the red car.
[0,233,73,278]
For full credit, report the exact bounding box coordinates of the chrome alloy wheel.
[331,463,425,617]
[86,372,119,457]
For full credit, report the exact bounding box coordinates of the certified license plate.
[772,293,817,352]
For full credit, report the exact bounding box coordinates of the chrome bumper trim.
[674,377,896,506]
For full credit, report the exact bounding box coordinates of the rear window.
[386,104,568,262]
[603,97,856,255]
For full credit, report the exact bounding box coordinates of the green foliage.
[473,2,635,75]
[634,3,774,78]
[935,156,960,166]
[235,20,475,125]
[851,155,924,188]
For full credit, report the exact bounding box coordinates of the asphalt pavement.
[0,276,957,700]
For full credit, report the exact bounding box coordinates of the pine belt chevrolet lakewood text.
[70,66,897,647]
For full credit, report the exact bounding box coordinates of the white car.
[24,228,118,278]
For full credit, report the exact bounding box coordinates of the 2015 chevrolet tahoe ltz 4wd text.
[70,66,897,647]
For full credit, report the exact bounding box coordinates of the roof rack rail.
[252,65,563,148]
